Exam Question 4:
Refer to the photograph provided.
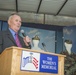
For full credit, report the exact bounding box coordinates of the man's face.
[8,15,22,33]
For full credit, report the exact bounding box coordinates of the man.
[0,13,31,54]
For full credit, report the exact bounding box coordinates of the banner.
[20,50,58,74]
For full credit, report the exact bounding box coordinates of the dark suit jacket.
[0,29,31,54]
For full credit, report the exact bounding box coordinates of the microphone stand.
[42,43,48,52]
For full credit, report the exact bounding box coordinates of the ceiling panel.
[18,0,40,12]
[0,0,16,10]
[0,11,16,20]
[39,0,65,15]
[19,12,44,23]
[0,0,76,26]
[59,0,76,17]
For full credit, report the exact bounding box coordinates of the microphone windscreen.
[20,29,24,33]
[42,43,45,47]
[20,30,26,37]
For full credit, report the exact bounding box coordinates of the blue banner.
[39,53,58,73]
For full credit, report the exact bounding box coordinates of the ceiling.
[0,0,76,26]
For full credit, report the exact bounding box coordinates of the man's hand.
[23,36,31,46]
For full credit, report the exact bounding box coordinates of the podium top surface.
[0,46,66,57]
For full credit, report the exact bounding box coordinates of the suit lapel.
[6,29,17,46]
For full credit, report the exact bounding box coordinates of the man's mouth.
[17,25,20,28]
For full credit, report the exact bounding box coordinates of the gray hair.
[8,13,20,21]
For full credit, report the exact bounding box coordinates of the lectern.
[0,46,65,75]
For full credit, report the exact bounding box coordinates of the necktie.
[15,33,22,47]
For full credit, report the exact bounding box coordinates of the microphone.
[20,29,31,47]
[20,30,26,37]
[42,43,48,52]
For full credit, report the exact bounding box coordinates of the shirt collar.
[9,28,16,36]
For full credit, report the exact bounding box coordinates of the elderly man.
[0,13,31,54]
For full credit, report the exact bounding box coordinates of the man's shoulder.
[0,30,10,38]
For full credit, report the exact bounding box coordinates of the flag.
[32,57,38,69]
